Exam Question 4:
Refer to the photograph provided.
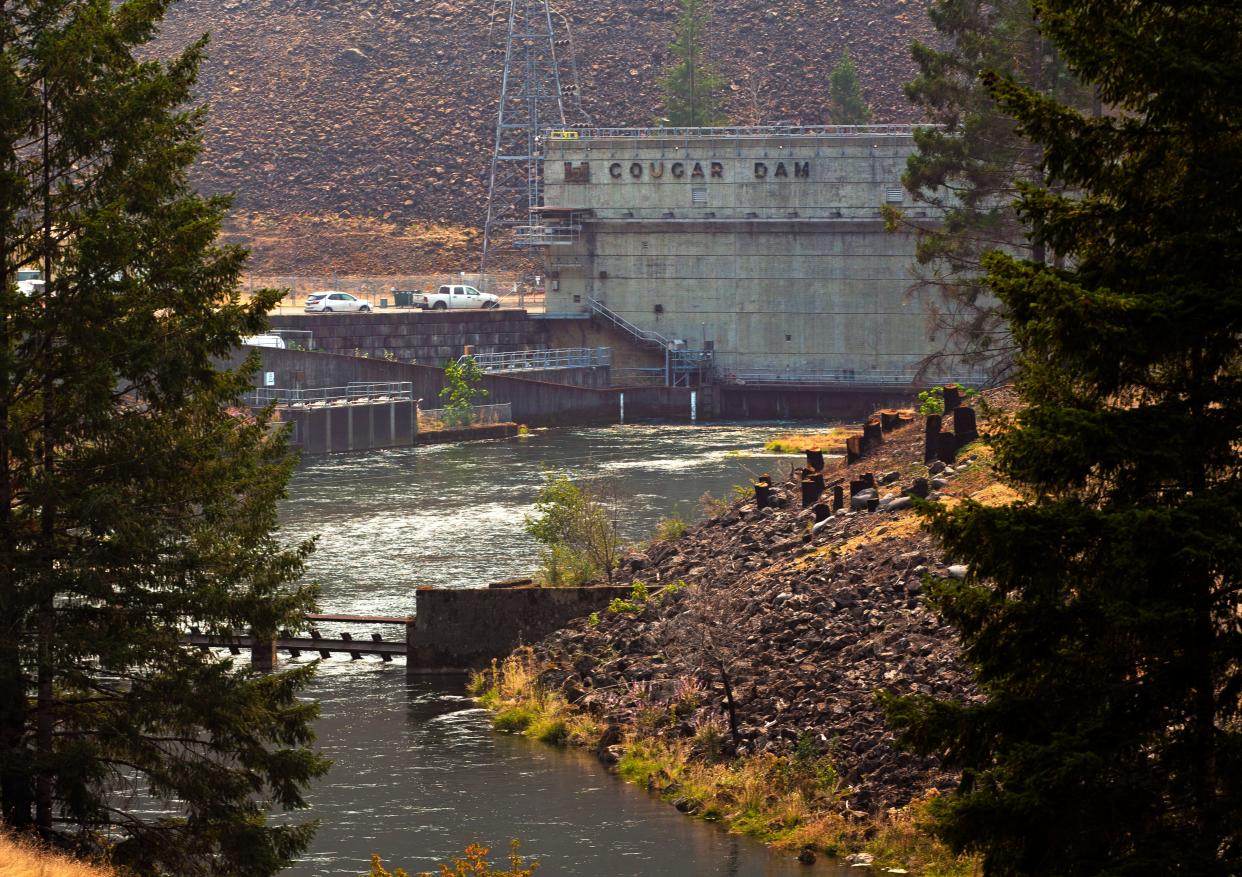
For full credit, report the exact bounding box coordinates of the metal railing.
[462,347,610,372]
[610,367,667,386]
[418,402,513,427]
[244,382,414,406]
[723,369,985,387]
[268,329,315,350]
[548,124,930,141]
[514,223,581,246]
[585,298,673,350]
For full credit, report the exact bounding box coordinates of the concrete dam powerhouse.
[534,125,974,383]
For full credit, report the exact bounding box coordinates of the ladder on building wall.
[585,298,712,387]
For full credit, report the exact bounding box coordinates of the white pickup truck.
[416,284,500,310]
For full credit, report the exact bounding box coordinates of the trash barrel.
[379,298,388,308]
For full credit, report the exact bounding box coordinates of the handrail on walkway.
[244,382,414,406]
[461,347,610,372]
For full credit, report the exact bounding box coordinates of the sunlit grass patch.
[763,427,855,455]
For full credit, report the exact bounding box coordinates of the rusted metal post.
[805,447,825,472]
[943,384,962,413]
[373,632,392,662]
[812,502,832,523]
[953,406,979,448]
[937,432,958,464]
[800,476,822,507]
[832,484,844,511]
[924,414,942,464]
[862,417,883,454]
[405,616,418,675]
[753,480,771,509]
[845,435,863,464]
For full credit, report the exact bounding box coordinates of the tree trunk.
[716,660,740,749]
[35,77,55,834]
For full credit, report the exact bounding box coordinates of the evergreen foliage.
[827,50,871,125]
[883,2,1242,874]
[655,0,727,127]
[894,0,1086,381]
[0,1,327,874]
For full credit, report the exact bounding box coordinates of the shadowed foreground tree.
[890,0,1086,382]
[883,1,1242,874]
[0,1,327,874]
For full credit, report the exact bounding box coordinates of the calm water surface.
[279,423,851,876]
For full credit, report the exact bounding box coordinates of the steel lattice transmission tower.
[481,0,586,275]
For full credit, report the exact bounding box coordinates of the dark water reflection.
[290,663,850,877]
[280,423,851,876]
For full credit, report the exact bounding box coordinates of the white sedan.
[305,291,371,313]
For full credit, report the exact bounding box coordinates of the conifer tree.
[656,0,727,128]
[827,49,871,125]
[894,0,1085,381]
[0,2,327,874]
[883,2,1242,874]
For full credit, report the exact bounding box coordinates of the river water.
[279,423,852,876]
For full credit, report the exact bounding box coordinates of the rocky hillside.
[156,0,937,272]
[519,391,1018,819]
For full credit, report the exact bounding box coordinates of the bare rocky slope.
[523,394,1018,814]
[156,0,936,273]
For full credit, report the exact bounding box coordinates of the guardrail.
[268,328,315,350]
[548,124,929,140]
[244,382,414,406]
[462,347,610,372]
[610,367,668,386]
[723,370,985,387]
[418,402,513,427]
[585,298,673,350]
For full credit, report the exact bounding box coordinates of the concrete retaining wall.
[717,384,919,421]
[228,347,701,427]
[409,586,631,670]
[279,400,416,454]
[268,310,549,364]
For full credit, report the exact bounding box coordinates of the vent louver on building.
[885,187,904,203]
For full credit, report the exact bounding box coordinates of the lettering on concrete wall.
[600,159,805,182]
[753,161,810,179]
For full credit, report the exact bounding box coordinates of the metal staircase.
[585,298,712,387]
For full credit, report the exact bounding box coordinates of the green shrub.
[525,472,624,584]
[530,716,569,745]
[493,706,537,733]
[654,514,688,541]
[440,356,489,428]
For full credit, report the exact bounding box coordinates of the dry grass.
[0,833,116,877]
[472,652,977,875]
[764,427,856,455]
